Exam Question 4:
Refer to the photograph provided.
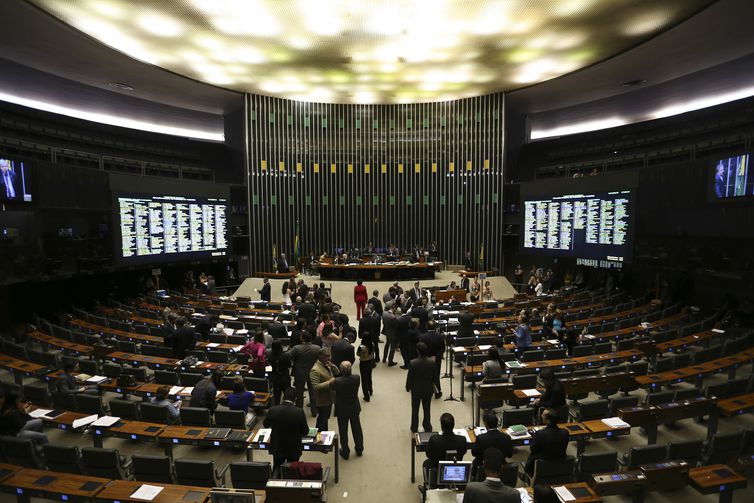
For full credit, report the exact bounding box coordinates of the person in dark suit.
[256,278,271,302]
[406,342,436,432]
[367,289,383,316]
[424,413,467,472]
[358,305,381,360]
[524,409,569,476]
[471,410,514,480]
[418,320,445,398]
[276,254,290,273]
[162,313,178,347]
[460,274,470,292]
[458,309,475,338]
[298,296,317,324]
[333,361,363,459]
[382,306,398,366]
[411,298,429,333]
[288,331,321,415]
[532,368,566,421]
[267,321,287,341]
[463,251,473,271]
[399,316,419,368]
[173,316,195,359]
[410,282,423,304]
[462,448,520,503]
[263,387,309,471]
[0,159,19,200]
[331,333,356,368]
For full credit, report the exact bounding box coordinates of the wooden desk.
[0,356,50,385]
[107,351,180,370]
[552,483,602,503]
[655,329,719,353]
[581,419,631,439]
[1,468,109,502]
[319,262,437,280]
[560,372,637,397]
[434,290,469,303]
[618,397,718,443]
[91,420,166,448]
[718,392,754,417]
[636,349,754,390]
[26,330,93,356]
[94,480,211,503]
[248,429,340,483]
[71,318,163,345]
[0,464,23,483]
[589,470,646,500]
[39,410,91,431]
[44,370,142,398]
[688,464,748,503]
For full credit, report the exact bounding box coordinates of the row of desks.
[409,419,632,482]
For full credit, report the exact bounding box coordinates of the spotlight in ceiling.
[108,82,135,91]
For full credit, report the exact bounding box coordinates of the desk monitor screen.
[438,461,472,486]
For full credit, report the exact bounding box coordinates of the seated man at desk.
[531,368,566,420]
[424,413,468,473]
[57,362,99,395]
[524,409,568,476]
[463,448,520,503]
[471,411,513,480]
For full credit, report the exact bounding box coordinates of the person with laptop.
[462,447,520,503]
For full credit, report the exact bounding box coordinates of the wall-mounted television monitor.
[522,190,634,264]
[116,194,228,265]
[0,158,32,202]
[713,154,752,199]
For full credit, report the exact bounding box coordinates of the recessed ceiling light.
[621,79,647,87]
[108,82,134,91]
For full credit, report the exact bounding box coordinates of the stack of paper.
[320,431,335,445]
[553,486,576,502]
[29,409,52,418]
[547,339,560,345]
[130,484,164,501]
[181,387,194,395]
[453,428,471,443]
[232,345,245,353]
[254,428,271,443]
[236,329,249,335]
[712,328,725,334]
[473,427,487,436]
[518,488,533,503]
[522,389,541,397]
[168,386,184,396]
[206,343,220,348]
[92,416,120,427]
[219,315,238,321]
[72,414,99,429]
[223,328,235,336]
[477,345,491,351]
[75,373,92,382]
[601,417,630,429]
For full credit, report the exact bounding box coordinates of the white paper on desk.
[193,361,205,367]
[130,484,164,501]
[452,346,466,353]
[219,315,238,321]
[281,310,292,315]
[236,329,249,335]
[477,345,491,351]
[223,328,235,336]
[320,431,335,445]
[206,343,220,348]
[583,334,595,339]
[473,427,487,436]
[601,417,630,429]
[86,375,108,384]
[712,328,725,334]
[254,428,271,443]
[191,313,203,318]
[265,365,272,373]
[168,386,184,396]
[181,387,194,395]
[553,486,576,502]
[453,428,471,443]
[92,416,120,427]
[233,345,245,353]
[29,409,52,418]
[474,330,481,336]
[522,389,541,397]
[547,339,560,345]
[72,414,98,429]
[518,488,533,503]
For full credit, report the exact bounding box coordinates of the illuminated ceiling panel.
[29,0,713,104]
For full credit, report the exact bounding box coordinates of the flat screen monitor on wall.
[116,194,228,264]
[713,154,752,199]
[0,158,32,202]
[522,189,634,264]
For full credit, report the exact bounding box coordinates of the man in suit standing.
[524,409,569,476]
[462,448,520,503]
[382,306,398,366]
[367,290,383,316]
[398,314,417,369]
[288,331,321,415]
[331,333,355,368]
[277,253,290,273]
[406,342,436,432]
[471,411,514,480]
[333,361,363,459]
[411,297,430,333]
[458,309,475,338]
[358,305,381,361]
[298,295,317,324]
[460,273,470,292]
[418,320,445,399]
[424,413,467,471]
[410,282,423,304]
[266,321,287,341]
[256,278,271,302]
[310,348,340,431]
[263,388,309,472]
[463,251,473,271]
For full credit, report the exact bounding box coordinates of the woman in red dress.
[353,279,368,320]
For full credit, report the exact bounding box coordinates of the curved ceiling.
[28,0,713,104]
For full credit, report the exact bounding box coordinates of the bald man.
[332,361,364,459]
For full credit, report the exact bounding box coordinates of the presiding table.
[318,262,439,280]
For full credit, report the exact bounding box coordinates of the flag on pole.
[293,220,301,265]
[272,243,277,271]
[479,242,485,270]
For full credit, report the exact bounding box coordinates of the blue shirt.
[515,324,532,350]
[553,318,563,331]
[227,391,255,413]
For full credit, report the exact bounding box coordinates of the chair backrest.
[616,339,635,351]
[646,390,675,406]
[102,363,123,378]
[22,384,50,407]
[673,353,691,369]
[229,462,271,490]
[0,436,43,468]
[532,456,575,485]
[673,388,699,402]
[175,459,219,487]
[215,409,246,429]
[521,350,544,362]
[609,396,639,416]
[577,399,609,421]
[207,351,230,363]
[180,373,204,387]
[108,398,140,420]
[501,408,535,428]
[77,359,99,375]
[117,340,138,353]
[180,406,211,426]
[81,447,127,479]
[122,367,148,382]
[593,342,612,354]
[52,391,77,410]
[626,445,667,468]
[654,358,674,373]
[75,394,104,415]
[243,377,270,394]
[154,370,179,385]
[578,451,617,478]
[705,432,744,464]
[140,402,171,424]
[133,454,174,484]
[705,382,730,399]
[546,348,567,360]
[43,444,83,474]
[511,374,537,389]
[627,362,648,376]
[667,440,704,466]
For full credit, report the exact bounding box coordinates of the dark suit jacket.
[288,342,321,379]
[263,401,309,459]
[471,430,514,465]
[418,331,445,360]
[406,356,436,396]
[461,277,470,291]
[331,339,355,367]
[298,302,317,322]
[333,374,361,418]
[267,322,288,340]
[259,282,271,301]
[540,378,566,408]
[368,297,383,316]
[382,311,396,337]
[411,306,429,333]
[426,432,468,469]
[0,169,18,200]
[358,314,381,342]
[458,311,475,338]
[276,258,290,273]
[529,424,569,461]
[462,479,520,503]
[174,326,196,358]
[463,257,473,271]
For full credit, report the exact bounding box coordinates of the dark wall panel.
[246,94,506,273]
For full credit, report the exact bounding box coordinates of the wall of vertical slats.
[245,93,505,273]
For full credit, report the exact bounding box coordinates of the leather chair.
[175,459,228,487]
[229,461,272,490]
[133,454,174,484]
